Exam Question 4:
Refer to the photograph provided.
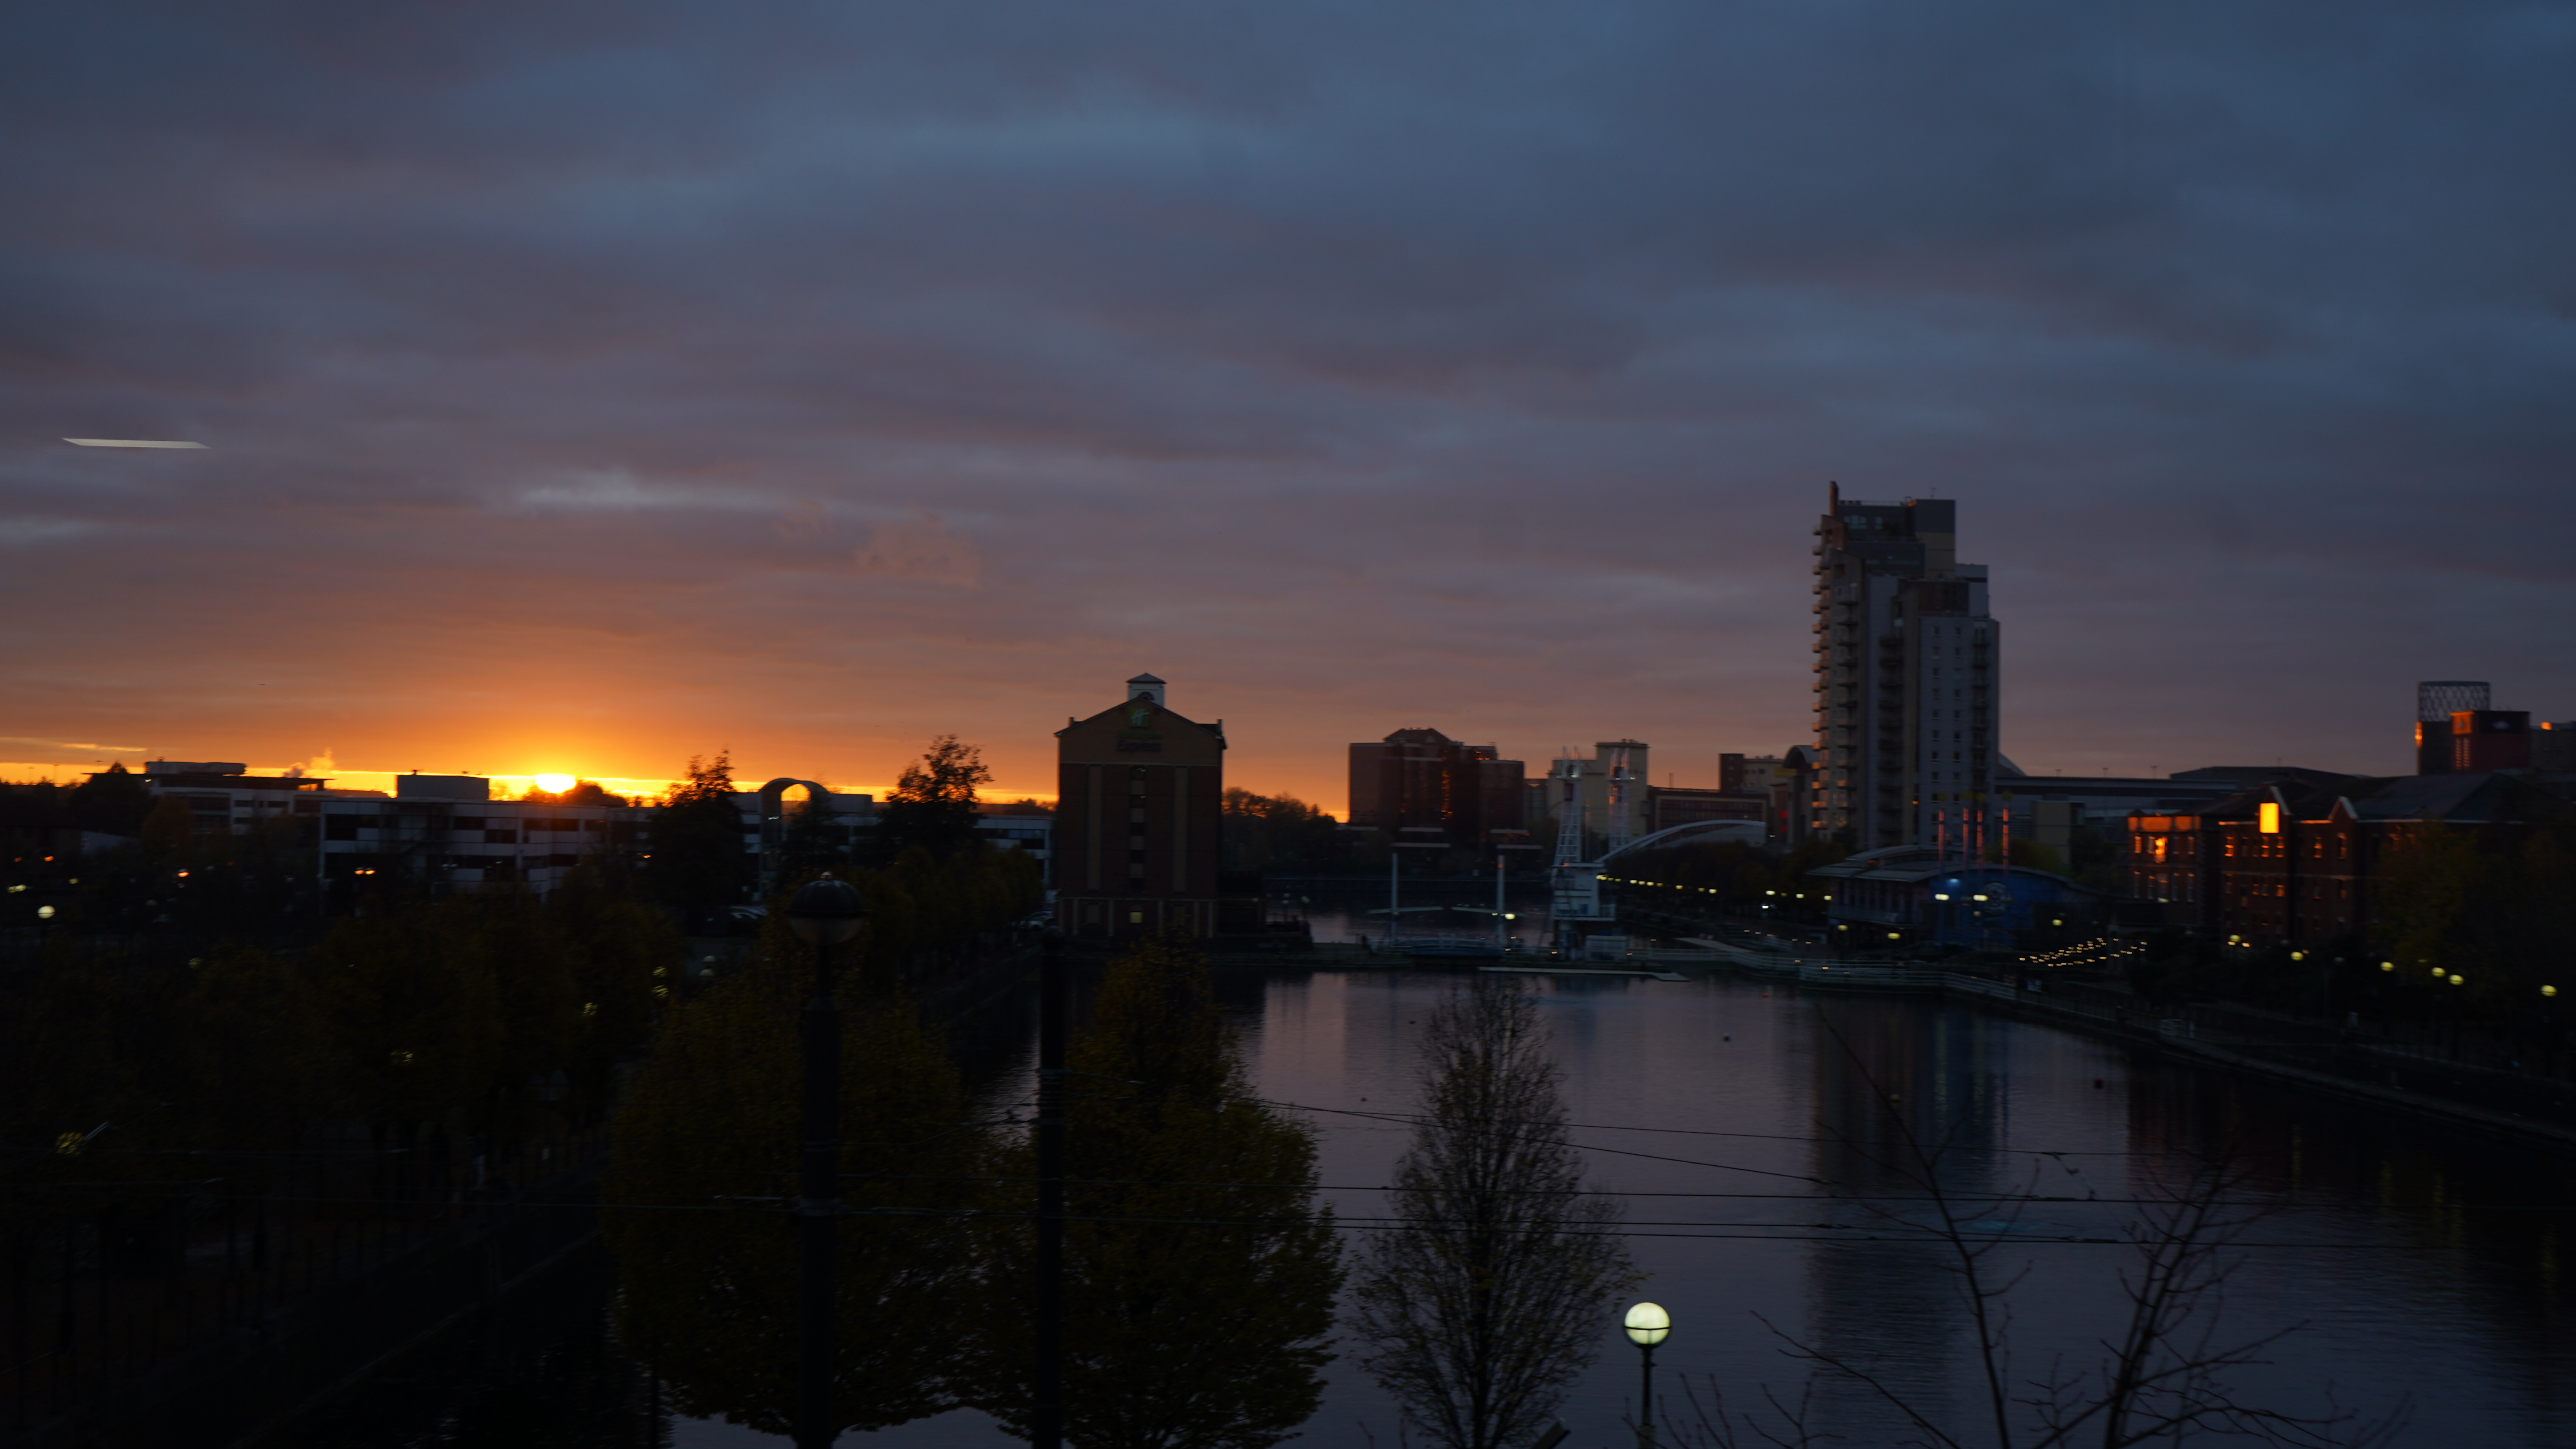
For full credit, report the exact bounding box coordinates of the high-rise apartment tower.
[1810,485,2000,852]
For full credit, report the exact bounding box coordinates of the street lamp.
[787,874,866,1449]
[1625,1300,1671,1447]
[1033,926,1069,1449]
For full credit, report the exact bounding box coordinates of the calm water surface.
[303,968,2576,1449]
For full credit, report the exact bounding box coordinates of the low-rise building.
[1808,845,2107,949]
[122,761,1042,898]
[2124,772,2556,947]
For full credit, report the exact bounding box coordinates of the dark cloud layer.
[5,0,2573,797]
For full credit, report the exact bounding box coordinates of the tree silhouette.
[606,912,990,1436]
[1220,788,1347,874]
[1350,975,1638,1449]
[868,735,993,864]
[975,932,1342,1449]
[643,751,752,915]
[69,761,152,835]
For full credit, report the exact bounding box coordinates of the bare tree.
[1350,976,1641,1449]
[1645,1018,2406,1449]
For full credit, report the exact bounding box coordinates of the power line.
[1237,1093,2174,1158]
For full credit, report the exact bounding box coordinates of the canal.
[273,967,2576,1449]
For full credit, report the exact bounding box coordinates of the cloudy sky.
[5,0,2571,805]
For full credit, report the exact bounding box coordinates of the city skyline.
[6,2,2572,809]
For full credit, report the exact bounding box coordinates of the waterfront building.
[1052,673,1248,939]
[1810,485,2000,853]
[2124,771,2550,946]
[1808,846,2105,949]
[1346,728,1525,846]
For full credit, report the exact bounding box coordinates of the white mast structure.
[1548,752,1608,936]
[1604,744,1634,858]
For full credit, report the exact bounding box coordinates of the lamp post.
[1033,927,1068,1449]
[787,874,866,1449]
[1625,1300,1671,1448]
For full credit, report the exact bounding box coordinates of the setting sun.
[532,773,577,794]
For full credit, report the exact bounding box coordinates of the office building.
[117,760,1044,897]
[1346,728,1525,847]
[134,764,662,896]
[2448,711,2531,772]
[1810,485,1999,852]
[2413,681,2490,773]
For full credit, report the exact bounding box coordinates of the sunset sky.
[6,1,2572,809]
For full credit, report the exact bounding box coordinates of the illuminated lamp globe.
[788,874,866,947]
[2545,985,2559,998]
[1624,1301,1672,1347]
[533,773,577,794]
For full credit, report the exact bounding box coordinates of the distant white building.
[131,764,1048,895]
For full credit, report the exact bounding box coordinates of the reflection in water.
[301,970,2573,1449]
[1794,1002,2011,1441]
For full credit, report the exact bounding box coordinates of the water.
[308,968,2576,1449]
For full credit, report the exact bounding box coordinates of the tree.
[1349,976,1638,1449]
[185,944,334,1152]
[643,751,753,916]
[310,904,505,1199]
[975,931,1343,1449]
[139,793,196,858]
[69,761,152,836]
[606,912,990,1436]
[868,735,993,864]
[1220,789,1348,874]
[2369,819,2576,1031]
[542,867,681,1123]
[524,779,628,807]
